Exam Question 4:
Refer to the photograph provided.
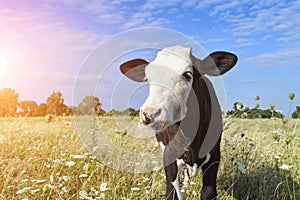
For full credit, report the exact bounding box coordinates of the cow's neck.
[155,76,212,146]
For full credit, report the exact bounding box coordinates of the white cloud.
[142,0,181,10]
[196,0,225,9]
[121,18,146,29]
[246,48,300,67]
[195,0,300,48]
[228,1,300,39]
[199,37,229,44]
[96,14,124,24]
[234,38,258,47]
[210,1,240,16]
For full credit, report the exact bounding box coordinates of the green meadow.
[0,116,299,199]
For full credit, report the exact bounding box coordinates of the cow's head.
[120,45,237,132]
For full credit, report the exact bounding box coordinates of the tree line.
[1,88,299,118]
[0,88,71,117]
[0,88,140,117]
[226,101,300,119]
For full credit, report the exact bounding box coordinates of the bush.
[227,105,284,119]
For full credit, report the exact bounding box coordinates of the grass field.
[0,116,299,199]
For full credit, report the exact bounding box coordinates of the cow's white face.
[120,45,237,132]
[140,46,193,131]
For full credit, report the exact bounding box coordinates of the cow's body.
[156,75,222,200]
[120,45,237,200]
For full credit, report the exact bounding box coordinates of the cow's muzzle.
[140,106,167,131]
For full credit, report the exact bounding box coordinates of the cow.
[120,45,237,200]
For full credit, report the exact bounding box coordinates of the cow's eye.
[182,71,193,82]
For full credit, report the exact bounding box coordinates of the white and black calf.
[120,46,237,200]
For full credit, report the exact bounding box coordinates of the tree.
[292,106,300,118]
[227,102,284,119]
[76,95,104,115]
[122,108,139,116]
[46,91,68,115]
[19,100,38,116]
[32,103,48,116]
[0,88,19,117]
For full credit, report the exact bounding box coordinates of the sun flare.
[0,57,7,75]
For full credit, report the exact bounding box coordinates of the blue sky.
[0,0,299,116]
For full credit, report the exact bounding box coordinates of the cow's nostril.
[142,112,152,125]
[154,108,162,117]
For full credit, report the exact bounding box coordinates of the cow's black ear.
[120,58,148,82]
[192,52,237,76]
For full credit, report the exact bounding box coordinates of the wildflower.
[83,163,90,172]
[254,104,260,109]
[21,179,29,183]
[100,182,109,192]
[46,184,56,189]
[65,161,75,167]
[241,112,248,118]
[237,160,246,174]
[79,174,88,178]
[16,187,31,195]
[190,181,196,185]
[53,159,63,164]
[50,175,54,183]
[254,96,260,100]
[0,135,6,143]
[90,187,99,195]
[279,164,293,171]
[62,176,69,182]
[269,104,275,111]
[235,102,243,111]
[79,190,89,199]
[274,155,281,159]
[70,134,76,140]
[36,179,46,184]
[71,154,86,159]
[62,186,68,193]
[142,177,150,182]
[288,93,295,100]
[192,190,197,196]
[282,118,288,124]
[30,189,40,194]
[45,114,53,122]
[130,187,140,191]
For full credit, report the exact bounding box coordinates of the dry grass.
[0,116,299,199]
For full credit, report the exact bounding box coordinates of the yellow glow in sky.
[0,56,7,75]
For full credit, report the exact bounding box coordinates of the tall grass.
[0,116,299,199]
